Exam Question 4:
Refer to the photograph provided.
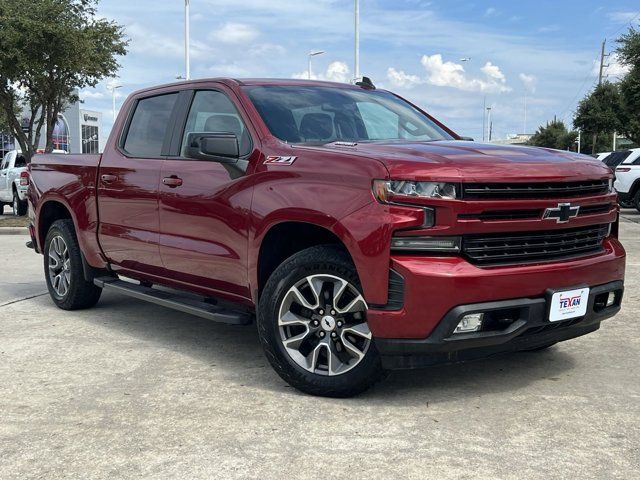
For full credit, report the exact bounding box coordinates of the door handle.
[162,176,183,188]
[101,174,117,184]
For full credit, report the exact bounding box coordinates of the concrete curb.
[0,227,29,235]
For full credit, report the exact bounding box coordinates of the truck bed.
[29,153,103,266]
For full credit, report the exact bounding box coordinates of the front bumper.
[375,280,623,370]
[367,237,625,339]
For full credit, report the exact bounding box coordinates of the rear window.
[602,151,632,168]
[14,155,26,168]
[123,93,178,157]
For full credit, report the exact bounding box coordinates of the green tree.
[573,82,623,154]
[617,26,640,145]
[528,119,578,151]
[0,0,127,160]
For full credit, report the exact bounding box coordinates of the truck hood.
[323,140,611,182]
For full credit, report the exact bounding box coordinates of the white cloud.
[208,63,251,77]
[128,23,211,60]
[519,73,538,93]
[484,7,497,17]
[79,90,105,100]
[538,25,560,33]
[248,43,286,57]
[605,53,631,78]
[386,67,422,88]
[607,11,639,24]
[293,61,350,83]
[481,62,506,83]
[419,54,511,93]
[211,22,259,44]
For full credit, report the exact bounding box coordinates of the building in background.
[491,133,533,146]
[0,94,103,158]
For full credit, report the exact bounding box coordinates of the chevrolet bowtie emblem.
[543,203,580,223]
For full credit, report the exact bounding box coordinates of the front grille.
[458,203,614,222]
[463,224,609,266]
[462,180,609,200]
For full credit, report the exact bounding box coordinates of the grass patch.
[0,215,29,227]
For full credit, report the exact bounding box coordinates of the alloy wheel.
[278,274,371,376]
[48,235,71,298]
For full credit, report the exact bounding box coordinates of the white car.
[612,148,640,211]
[0,150,29,216]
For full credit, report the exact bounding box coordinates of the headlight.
[373,180,457,203]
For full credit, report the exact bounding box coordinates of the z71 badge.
[264,156,297,165]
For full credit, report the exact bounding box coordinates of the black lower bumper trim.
[375,280,623,370]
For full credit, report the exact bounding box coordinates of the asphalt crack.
[0,292,48,309]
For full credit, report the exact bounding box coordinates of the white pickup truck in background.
[613,148,640,211]
[0,150,29,216]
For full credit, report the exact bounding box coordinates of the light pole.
[308,51,325,79]
[486,106,492,142]
[107,83,122,121]
[354,0,360,80]
[523,94,527,134]
[185,0,191,80]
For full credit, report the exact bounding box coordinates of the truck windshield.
[243,85,453,144]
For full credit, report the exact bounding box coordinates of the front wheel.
[13,191,27,216]
[257,245,384,397]
[44,219,102,310]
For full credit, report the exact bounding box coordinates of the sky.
[85,0,640,142]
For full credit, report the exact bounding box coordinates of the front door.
[97,92,179,276]
[158,88,256,300]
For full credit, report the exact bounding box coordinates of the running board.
[94,277,253,325]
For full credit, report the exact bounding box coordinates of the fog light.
[606,292,616,307]
[454,313,484,334]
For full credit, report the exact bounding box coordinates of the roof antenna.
[355,76,376,90]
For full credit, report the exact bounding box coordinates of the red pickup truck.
[28,78,625,397]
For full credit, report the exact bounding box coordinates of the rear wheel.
[257,245,384,397]
[13,191,27,216]
[634,190,640,213]
[44,219,102,310]
[0,201,5,215]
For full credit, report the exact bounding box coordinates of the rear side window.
[602,151,631,167]
[123,93,178,157]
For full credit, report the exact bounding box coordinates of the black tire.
[13,190,27,216]
[618,198,633,209]
[634,190,640,213]
[0,201,5,215]
[44,219,102,310]
[257,245,384,397]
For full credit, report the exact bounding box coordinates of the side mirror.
[185,132,239,163]
[458,136,474,141]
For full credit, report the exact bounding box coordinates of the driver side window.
[181,90,251,157]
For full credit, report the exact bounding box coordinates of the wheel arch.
[37,200,74,248]
[254,218,361,302]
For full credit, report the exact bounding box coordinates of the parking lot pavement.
[0,218,639,480]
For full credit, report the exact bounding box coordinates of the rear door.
[0,154,9,202]
[97,91,179,275]
[158,87,258,300]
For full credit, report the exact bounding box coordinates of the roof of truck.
[129,78,369,98]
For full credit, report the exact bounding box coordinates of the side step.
[94,277,253,325]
